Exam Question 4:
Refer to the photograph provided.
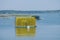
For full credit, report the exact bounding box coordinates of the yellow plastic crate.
[16,16,36,27]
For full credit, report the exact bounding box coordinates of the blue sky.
[0,0,60,10]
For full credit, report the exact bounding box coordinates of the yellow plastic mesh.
[16,17,36,27]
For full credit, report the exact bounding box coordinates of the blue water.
[0,12,60,40]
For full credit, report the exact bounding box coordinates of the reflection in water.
[16,27,36,36]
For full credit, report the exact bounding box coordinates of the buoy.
[27,26,30,32]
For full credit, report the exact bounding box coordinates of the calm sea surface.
[0,12,60,40]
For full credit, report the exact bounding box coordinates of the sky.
[0,0,60,11]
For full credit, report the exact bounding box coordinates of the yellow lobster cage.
[16,16,36,27]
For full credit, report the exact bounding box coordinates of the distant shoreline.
[0,10,60,14]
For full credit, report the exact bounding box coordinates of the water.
[0,12,60,40]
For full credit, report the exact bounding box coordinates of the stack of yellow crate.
[16,16,36,27]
